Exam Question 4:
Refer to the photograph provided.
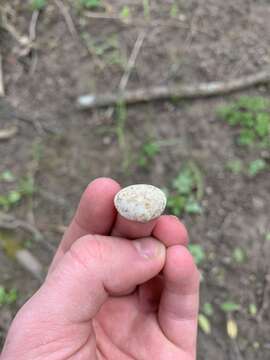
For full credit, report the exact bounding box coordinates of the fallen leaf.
[198,313,211,334]
[227,318,238,339]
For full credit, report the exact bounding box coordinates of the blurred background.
[0,1,270,359]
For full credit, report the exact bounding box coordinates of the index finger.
[49,177,120,272]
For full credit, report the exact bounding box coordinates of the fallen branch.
[77,69,270,109]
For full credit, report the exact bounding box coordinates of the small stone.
[114,184,167,223]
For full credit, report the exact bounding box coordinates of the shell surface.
[114,184,167,223]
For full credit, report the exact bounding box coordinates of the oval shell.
[114,184,167,223]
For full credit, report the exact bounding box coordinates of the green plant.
[120,5,130,20]
[226,159,243,174]
[220,301,240,312]
[138,141,160,168]
[232,247,246,263]
[79,0,102,9]
[167,163,203,216]
[82,33,126,68]
[0,170,15,182]
[19,176,35,196]
[115,101,131,170]
[170,3,178,18]
[202,302,214,317]
[218,96,270,147]
[188,244,205,265]
[248,159,267,177]
[142,0,150,19]
[0,175,35,211]
[0,286,18,306]
[30,0,47,10]
[0,191,21,211]
[249,303,257,316]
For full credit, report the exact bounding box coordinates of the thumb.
[41,234,165,323]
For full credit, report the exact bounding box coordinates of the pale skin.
[1,178,200,360]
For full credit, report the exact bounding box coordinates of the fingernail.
[133,238,165,259]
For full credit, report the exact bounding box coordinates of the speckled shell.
[114,184,167,223]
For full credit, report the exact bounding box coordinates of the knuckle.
[70,235,109,269]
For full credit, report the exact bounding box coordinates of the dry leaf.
[227,318,238,339]
[198,313,211,334]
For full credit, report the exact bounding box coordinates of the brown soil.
[0,1,270,359]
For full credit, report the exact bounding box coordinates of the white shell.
[114,184,167,223]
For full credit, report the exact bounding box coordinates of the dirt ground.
[0,0,270,359]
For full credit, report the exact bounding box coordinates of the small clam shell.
[114,184,167,223]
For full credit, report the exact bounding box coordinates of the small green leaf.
[248,159,266,177]
[0,286,18,305]
[188,244,205,265]
[185,198,202,214]
[143,142,160,157]
[0,170,15,182]
[203,302,214,317]
[226,159,243,174]
[249,303,257,316]
[238,129,255,146]
[167,195,186,216]
[143,0,150,18]
[5,289,18,304]
[170,4,178,18]
[30,0,47,10]
[8,191,21,204]
[173,168,194,195]
[0,286,6,304]
[266,233,270,241]
[80,0,102,9]
[120,5,130,20]
[232,247,245,263]
[19,176,35,195]
[255,113,270,137]
[220,302,240,313]
[198,314,211,334]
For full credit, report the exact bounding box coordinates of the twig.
[77,69,270,109]
[257,272,270,321]
[0,54,5,96]
[0,98,59,134]
[29,10,40,42]
[83,11,208,34]
[0,212,54,253]
[53,0,77,37]
[0,212,42,241]
[106,31,146,118]
[119,30,146,91]
[15,249,44,281]
[1,9,31,48]
[230,340,244,360]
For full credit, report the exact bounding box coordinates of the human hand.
[1,178,200,360]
